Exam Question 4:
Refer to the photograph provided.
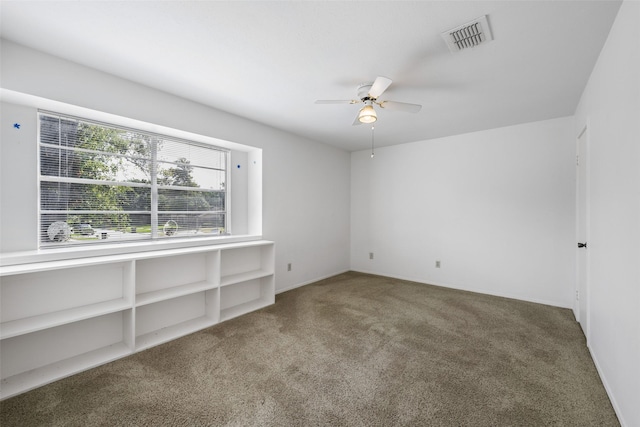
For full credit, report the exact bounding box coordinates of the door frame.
[575,124,590,342]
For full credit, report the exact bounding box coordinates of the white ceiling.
[0,1,622,152]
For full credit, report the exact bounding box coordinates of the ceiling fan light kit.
[357,102,377,124]
[315,76,422,126]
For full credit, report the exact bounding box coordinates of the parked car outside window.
[73,224,95,235]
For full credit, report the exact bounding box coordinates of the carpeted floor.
[0,272,619,426]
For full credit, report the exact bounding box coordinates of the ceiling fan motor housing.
[357,83,375,100]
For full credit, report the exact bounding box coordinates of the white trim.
[0,234,262,267]
[589,344,628,427]
[350,269,572,309]
[575,122,591,341]
[574,129,580,321]
[36,109,230,248]
[577,125,587,140]
[275,269,350,294]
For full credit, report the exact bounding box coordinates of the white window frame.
[38,111,230,248]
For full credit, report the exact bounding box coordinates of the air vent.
[441,15,493,53]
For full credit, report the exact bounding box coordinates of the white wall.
[0,103,38,252]
[0,40,351,292]
[573,1,640,425]
[351,116,576,308]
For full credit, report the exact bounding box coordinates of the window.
[39,111,228,247]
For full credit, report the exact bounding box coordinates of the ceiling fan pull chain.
[371,125,375,158]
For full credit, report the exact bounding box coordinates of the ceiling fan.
[315,76,422,125]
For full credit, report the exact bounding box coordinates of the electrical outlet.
[369,252,374,260]
[287,263,292,272]
[435,260,441,268]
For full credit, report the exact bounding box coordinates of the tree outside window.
[39,112,228,247]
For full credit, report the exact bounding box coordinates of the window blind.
[39,112,228,247]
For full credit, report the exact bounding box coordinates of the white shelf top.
[0,239,274,275]
[0,254,135,276]
[0,236,271,267]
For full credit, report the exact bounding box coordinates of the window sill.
[0,235,262,267]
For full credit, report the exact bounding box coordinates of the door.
[576,127,588,338]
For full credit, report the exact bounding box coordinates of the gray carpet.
[0,272,619,426]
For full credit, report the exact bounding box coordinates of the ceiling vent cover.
[441,15,493,53]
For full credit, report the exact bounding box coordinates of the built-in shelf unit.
[0,240,274,400]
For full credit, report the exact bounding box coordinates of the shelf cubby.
[220,243,274,286]
[0,310,133,400]
[135,252,218,300]
[135,290,219,351]
[220,276,274,321]
[1,261,133,320]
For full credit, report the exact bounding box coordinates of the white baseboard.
[588,344,628,427]
[275,269,351,295]
[350,268,572,309]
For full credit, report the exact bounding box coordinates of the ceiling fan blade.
[368,76,392,99]
[379,100,422,113]
[352,111,363,126]
[315,99,359,104]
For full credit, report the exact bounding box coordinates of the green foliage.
[68,124,153,229]
[49,120,225,236]
[158,157,198,187]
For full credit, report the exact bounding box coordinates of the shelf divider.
[220,298,271,322]
[220,269,273,287]
[135,280,216,307]
[0,299,131,340]
[0,342,131,400]
[135,316,215,352]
